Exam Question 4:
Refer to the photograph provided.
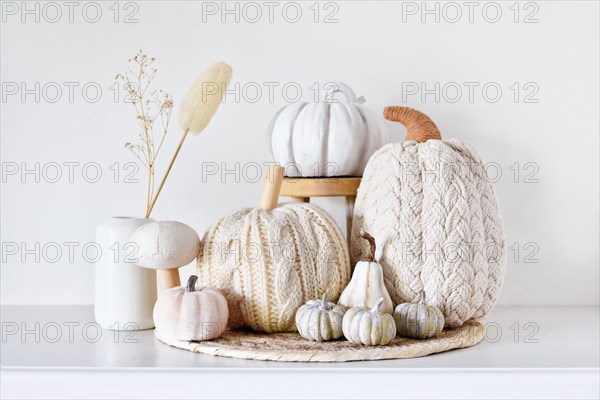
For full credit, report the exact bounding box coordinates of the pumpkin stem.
[372,298,384,314]
[359,230,376,262]
[383,106,441,142]
[186,275,198,292]
[320,293,329,309]
[324,82,360,104]
[419,291,426,305]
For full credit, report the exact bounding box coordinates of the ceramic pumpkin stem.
[320,293,330,309]
[371,298,384,314]
[359,230,376,262]
[383,106,442,142]
[187,275,198,292]
[419,291,426,305]
[324,82,364,104]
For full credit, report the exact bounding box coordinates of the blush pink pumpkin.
[153,275,228,341]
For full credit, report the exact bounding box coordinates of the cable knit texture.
[198,203,351,333]
[352,139,506,328]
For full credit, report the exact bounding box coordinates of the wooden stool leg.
[290,196,310,203]
[345,196,356,246]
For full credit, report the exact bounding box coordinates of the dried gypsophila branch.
[116,50,173,216]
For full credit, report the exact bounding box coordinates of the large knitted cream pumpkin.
[198,166,351,333]
[351,106,505,328]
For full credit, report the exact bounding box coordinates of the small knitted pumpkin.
[352,106,506,328]
[198,166,351,333]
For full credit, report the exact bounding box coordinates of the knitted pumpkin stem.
[359,230,376,262]
[383,106,441,142]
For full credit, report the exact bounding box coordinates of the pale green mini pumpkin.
[295,293,347,341]
[342,298,396,345]
[394,292,445,339]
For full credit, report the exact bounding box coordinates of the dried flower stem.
[146,128,190,217]
[117,50,173,217]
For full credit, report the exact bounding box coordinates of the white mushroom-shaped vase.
[129,221,201,295]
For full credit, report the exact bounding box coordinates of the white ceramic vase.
[95,217,157,330]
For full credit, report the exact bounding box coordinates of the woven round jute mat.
[155,320,484,362]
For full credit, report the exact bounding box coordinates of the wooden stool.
[279,177,361,245]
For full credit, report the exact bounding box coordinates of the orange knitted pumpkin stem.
[383,106,441,142]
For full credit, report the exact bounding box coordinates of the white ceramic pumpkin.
[394,292,444,339]
[295,293,347,342]
[338,230,394,314]
[352,106,506,328]
[342,298,396,346]
[268,82,389,177]
[153,275,228,341]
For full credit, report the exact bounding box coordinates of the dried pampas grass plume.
[178,61,232,134]
[146,61,233,217]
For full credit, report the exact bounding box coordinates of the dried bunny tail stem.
[146,62,233,217]
[178,61,233,134]
[383,106,441,142]
[146,127,189,217]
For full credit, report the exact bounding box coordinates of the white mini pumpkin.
[394,292,444,339]
[268,82,389,177]
[295,293,347,342]
[342,298,396,346]
[352,106,506,328]
[338,230,394,314]
[153,275,228,341]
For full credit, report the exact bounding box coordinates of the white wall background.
[1,1,598,305]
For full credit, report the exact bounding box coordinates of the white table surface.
[1,305,598,399]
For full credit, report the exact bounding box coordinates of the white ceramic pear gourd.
[153,275,228,341]
[352,106,506,328]
[268,82,389,177]
[342,298,396,346]
[295,293,347,342]
[338,231,394,314]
